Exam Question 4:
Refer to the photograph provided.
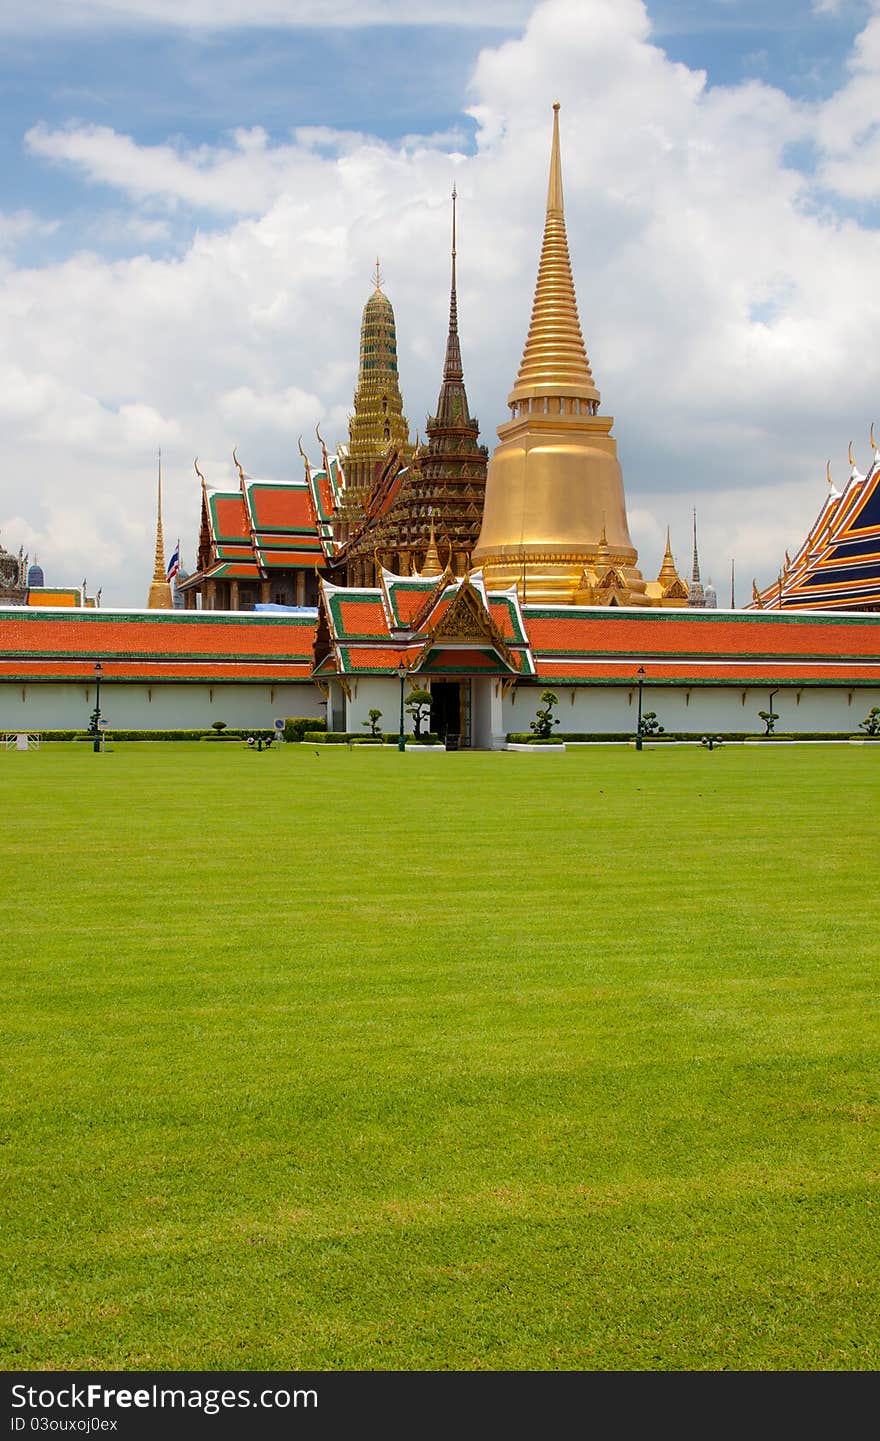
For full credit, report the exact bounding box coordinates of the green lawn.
[2,742,878,1371]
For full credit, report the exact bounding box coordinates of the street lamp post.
[397,659,407,752]
[92,661,104,752]
[635,665,645,751]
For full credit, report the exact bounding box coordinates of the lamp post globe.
[397,659,407,752]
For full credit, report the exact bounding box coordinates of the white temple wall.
[1,679,878,738]
[0,681,322,731]
[472,677,507,749]
[503,683,880,736]
[344,677,408,735]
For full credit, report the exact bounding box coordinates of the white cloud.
[0,209,59,249]
[3,0,880,604]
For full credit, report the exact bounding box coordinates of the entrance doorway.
[430,681,471,747]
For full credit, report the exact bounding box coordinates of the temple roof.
[0,607,317,681]
[182,467,330,591]
[752,441,880,611]
[316,568,534,679]
[3,596,880,690]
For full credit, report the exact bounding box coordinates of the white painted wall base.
[2,678,877,738]
[0,682,323,731]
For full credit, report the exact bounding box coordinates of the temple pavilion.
[751,435,880,612]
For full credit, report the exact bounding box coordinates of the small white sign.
[97,717,110,730]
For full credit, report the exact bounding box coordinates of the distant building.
[0,535,27,604]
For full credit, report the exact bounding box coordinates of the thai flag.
[166,541,180,582]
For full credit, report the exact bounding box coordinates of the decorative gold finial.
[374,257,382,292]
[547,103,563,215]
[420,511,443,577]
[148,448,173,609]
[826,460,833,486]
[316,423,331,475]
[297,435,311,480]
[508,103,598,406]
[871,421,877,453]
[848,440,855,467]
[194,457,206,489]
[153,448,165,582]
[233,447,246,484]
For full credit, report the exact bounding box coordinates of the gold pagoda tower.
[147,452,173,610]
[339,190,488,579]
[339,263,413,521]
[472,104,648,605]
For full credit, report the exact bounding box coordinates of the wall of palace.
[0,681,324,732]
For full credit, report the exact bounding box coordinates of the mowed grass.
[1,741,879,1371]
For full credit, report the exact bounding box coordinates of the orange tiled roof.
[523,608,880,661]
[248,483,316,532]
[0,608,316,674]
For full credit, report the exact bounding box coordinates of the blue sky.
[1,0,879,604]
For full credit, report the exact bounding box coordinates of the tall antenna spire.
[443,184,463,383]
[508,103,599,407]
[687,509,706,608]
[730,556,736,609]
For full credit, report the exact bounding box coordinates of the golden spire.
[420,512,443,577]
[154,451,165,581]
[658,527,679,585]
[509,103,599,407]
[471,103,647,607]
[374,257,382,292]
[148,449,173,609]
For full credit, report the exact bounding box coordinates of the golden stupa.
[472,104,648,605]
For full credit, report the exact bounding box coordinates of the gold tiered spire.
[147,449,173,609]
[472,104,648,606]
[342,263,412,506]
[419,513,443,577]
[509,104,599,408]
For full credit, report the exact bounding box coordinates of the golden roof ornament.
[148,448,173,610]
[419,512,443,577]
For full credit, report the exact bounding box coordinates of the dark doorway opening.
[430,682,460,742]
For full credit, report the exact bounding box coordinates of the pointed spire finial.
[547,102,563,216]
[443,186,463,383]
[508,103,598,407]
[153,449,166,583]
[374,257,382,292]
[420,511,443,577]
[194,457,206,491]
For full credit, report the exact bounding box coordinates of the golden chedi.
[472,104,648,605]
